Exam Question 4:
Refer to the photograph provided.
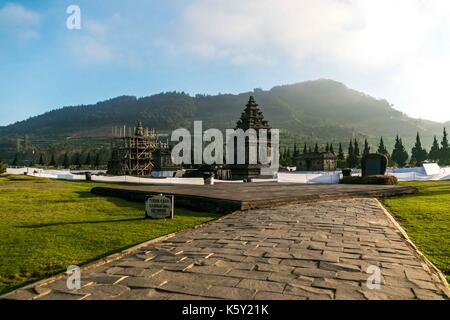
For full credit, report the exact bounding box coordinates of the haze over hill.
[0,79,448,161]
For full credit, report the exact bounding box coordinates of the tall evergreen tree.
[411,132,428,166]
[325,143,330,153]
[347,140,357,168]
[314,143,319,153]
[0,159,5,173]
[354,139,360,157]
[94,153,101,169]
[363,139,370,156]
[308,146,312,153]
[84,152,92,166]
[429,136,440,162]
[38,154,45,166]
[439,127,450,165]
[377,137,389,156]
[391,135,409,167]
[62,153,70,169]
[338,143,345,160]
[293,143,299,158]
[49,154,56,167]
[303,144,307,154]
[12,154,19,166]
[329,143,334,154]
[73,152,81,168]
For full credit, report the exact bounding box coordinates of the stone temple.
[227,96,274,180]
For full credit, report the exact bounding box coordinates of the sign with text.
[145,194,174,219]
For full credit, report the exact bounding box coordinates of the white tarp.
[277,172,341,184]
[423,163,441,176]
[387,164,450,181]
[5,167,204,185]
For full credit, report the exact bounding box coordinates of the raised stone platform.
[91,183,417,213]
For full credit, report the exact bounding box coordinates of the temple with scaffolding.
[107,121,170,176]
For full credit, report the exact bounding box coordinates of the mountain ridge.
[1,79,448,161]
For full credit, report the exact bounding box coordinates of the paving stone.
[254,291,305,300]
[227,269,271,280]
[237,279,286,293]
[293,267,337,279]
[119,276,167,289]
[335,288,367,300]
[38,291,90,300]
[204,286,256,300]
[186,265,231,276]
[82,284,130,299]
[413,288,446,300]
[319,261,361,273]
[284,285,333,300]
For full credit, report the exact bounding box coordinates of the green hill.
[1,79,448,162]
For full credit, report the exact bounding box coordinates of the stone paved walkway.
[4,198,449,300]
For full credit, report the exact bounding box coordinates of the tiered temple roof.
[236,96,270,130]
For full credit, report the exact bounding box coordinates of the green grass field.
[0,175,219,295]
[383,181,450,283]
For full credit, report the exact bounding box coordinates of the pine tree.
[377,137,389,156]
[347,140,357,168]
[0,159,5,174]
[303,144,307,154]
[439,127,449,165]
[12,154,19,166]
[411,132,428,166]
[38,154,45,165]
[338,143,345,160]
[308,146,312,153]
[314,143,319,153]
[329,143,334,154]
[429,136,440,162]
[94,153,101,169]
[49,154,56,167]
[363,139,370,156]
[325,143,330,153]
[73,152,81,168]
[391,136,409,167]
[293,143,299,158]
[84,152,92,166]
[354,139,360,157]
[62,153,70,169]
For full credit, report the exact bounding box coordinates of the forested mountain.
[1,79,448,162]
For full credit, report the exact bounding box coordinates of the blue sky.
[1,0,450,126]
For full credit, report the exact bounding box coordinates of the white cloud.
[0,3,41,40]
[67,13,148,68]
[169,0,450,121]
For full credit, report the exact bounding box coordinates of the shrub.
[0,161,5,174]
[340,175,398,185]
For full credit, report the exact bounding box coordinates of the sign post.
[145,194,174,219]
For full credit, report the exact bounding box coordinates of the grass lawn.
[0,174,220,295]
[383,180,450,283]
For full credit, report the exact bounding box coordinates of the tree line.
[281,128,450,168]
[10,150,108,169]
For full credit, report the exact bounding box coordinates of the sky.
[1,0,450,126]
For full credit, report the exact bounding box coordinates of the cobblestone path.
[4,198,449,300]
